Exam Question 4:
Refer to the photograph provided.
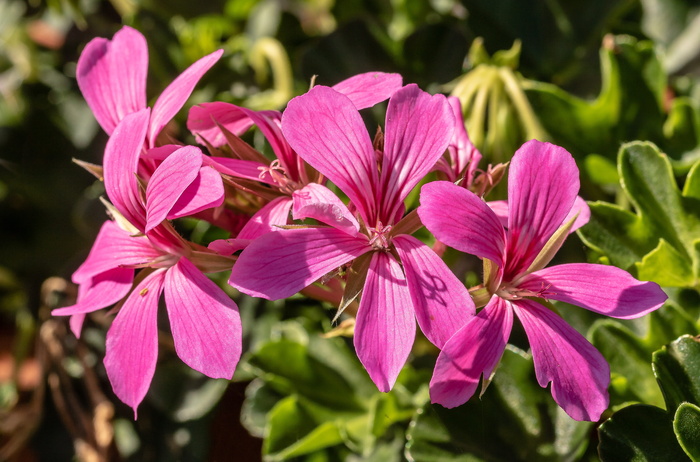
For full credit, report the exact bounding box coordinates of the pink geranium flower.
[54,110,241,416]
[77,25,222,147]
[228,84,475,391]
[185,72,404,251]
[418,140,667,421]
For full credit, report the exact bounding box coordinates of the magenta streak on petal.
[518,263,667,319]
[505,140,579,277]
[393,234,474,348]
[430,297,513,408]
[512,299,610,422]
[164,258,242,379]
[229,227,371,300]
[282,85,378,224]
[354,251,416,392]
[104,269,166,417]
[379,84,454,223]
[419,181,506,267]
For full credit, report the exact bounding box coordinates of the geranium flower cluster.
[54,27,668,421]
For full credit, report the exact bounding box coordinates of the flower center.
[367,221,393,250]
[495,281,555,301]
[258,160,299,194]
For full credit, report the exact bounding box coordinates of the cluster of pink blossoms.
[55,26,667,421]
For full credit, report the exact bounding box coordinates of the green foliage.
[405,348,593,462]
[240,318,424,460]
[598,336,700,461]
[578,141,700,289]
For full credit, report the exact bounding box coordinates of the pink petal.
[207,157,275,185]
[512,298,610,421]
[281,85,378,224]
[69,315,86,339]
[331,72,403,109]
[506,141,580,276]
[518,263,667,319]
[392,234,474,348]
[187,102,256,146]
[167,166,224,220]
[419,181,506,267]
[237,196,293,240]
[188,103,297,178]
[566,196,590,232]
[53,267,134,316]
[149,49,224,146]
[145,146,202,231]
[208,238,251,255]
[430,297,513,408]
[72,221,161,283]
[104,269,166,417]
[76,26,147,134]
[486,200,508,228]
[292,184,360,236]
[354,252,416,392]
[229,227,372,300]
[489,196,589,234]
[445,96,481,184]
[164,259,242,379]
[103,108,150,228]
[379,84,454,222]
[239,107,301,182]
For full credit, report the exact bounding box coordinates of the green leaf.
[674,402,700,461]
[652,335,700,412]
[663,98,700,156]
[578,141,700,287]
[619,142,695,257]
[241,379,285,438]
[578,201,654,270]
[636,239,695,287]
[243,319,422,459]
[583,154,619,187]
[247,337,369,412]
[264,396,345,460]
[598,404,690,462]
[683,161,700,200]
[147,361,230,422]
[525,36,667,160]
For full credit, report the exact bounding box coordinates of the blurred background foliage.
[3,0,700,460]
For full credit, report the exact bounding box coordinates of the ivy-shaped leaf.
[674,402,700,461]
[578,141,700,287]
[598,335,700,461]
[652,335,700,412]
[525,36,666,160]
[598,404,690,462]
